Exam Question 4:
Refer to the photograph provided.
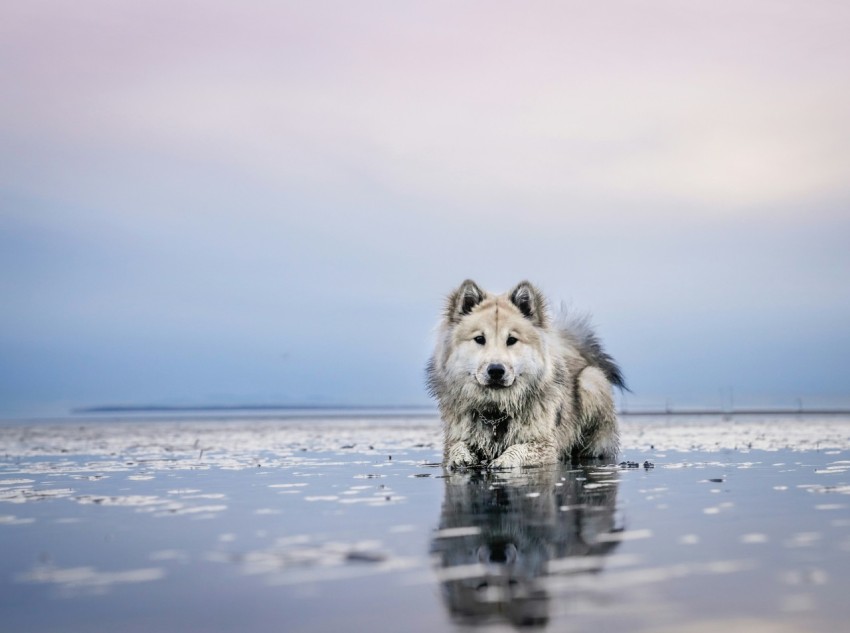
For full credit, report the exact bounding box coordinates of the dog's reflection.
[431,466,622,628]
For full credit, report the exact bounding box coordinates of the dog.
[426,280,625,469]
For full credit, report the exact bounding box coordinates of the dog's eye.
[473,335,486,345]
[506,336,518,346]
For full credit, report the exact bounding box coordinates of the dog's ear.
[446,279,485,323]
[509,281,548,327]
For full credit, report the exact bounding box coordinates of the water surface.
[1,415,849,632]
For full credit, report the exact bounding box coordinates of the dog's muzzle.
[485,363,508,388]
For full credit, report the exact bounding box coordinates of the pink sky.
[4,1,849,214]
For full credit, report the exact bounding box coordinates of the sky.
[2,1,850,417]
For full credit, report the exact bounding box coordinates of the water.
[1,415,849,632]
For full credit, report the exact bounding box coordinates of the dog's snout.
[489,543,509,563]
[487,364,506,381]
[477,543,517,565]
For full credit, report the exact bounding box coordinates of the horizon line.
[69,403,850,417]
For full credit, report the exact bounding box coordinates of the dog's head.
[437,280,551,404]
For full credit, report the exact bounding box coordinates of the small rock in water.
[346,550,386,563]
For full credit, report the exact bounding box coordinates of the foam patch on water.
[206,536,419,586]
[0,487,75,504]
[0,514,35,525]
[17,565,166,596]
[1,415,848,480]
[620,416,850,452]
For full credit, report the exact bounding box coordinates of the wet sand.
[1,414,849,632]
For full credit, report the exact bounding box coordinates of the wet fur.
[426,280,625,469]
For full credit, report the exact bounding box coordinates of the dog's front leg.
[445,442,476,469]
[489,442,556,469]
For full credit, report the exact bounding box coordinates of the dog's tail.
[559,313,628,392]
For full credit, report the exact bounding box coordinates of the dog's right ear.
[509,280,548,327]
[445,279,485,323]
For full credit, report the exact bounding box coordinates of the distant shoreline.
[67,404,440,420]
[69,404,850,417]
[619,407,850,416]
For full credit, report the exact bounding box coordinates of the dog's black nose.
[489,543,509,563]
[487,364,506,381]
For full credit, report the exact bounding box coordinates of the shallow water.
[1,415,849,632]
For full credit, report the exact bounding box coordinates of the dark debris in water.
[619,460,655,469]
[345,550,387,564]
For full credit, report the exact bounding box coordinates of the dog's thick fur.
[426,280,625,469]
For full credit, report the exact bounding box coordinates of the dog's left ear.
[509,281,548,327]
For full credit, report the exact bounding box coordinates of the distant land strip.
[72,404,850,416]
[72,404,438,416]
[619,407,850,416]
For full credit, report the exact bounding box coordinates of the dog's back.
[559,313,626,391]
